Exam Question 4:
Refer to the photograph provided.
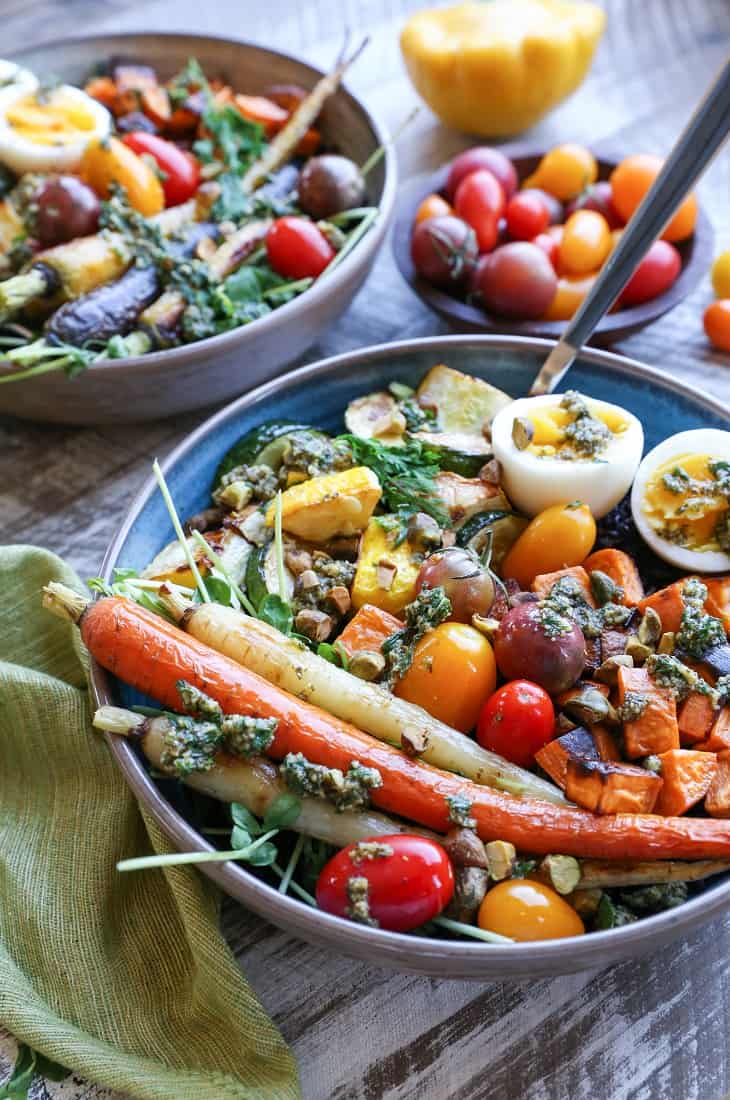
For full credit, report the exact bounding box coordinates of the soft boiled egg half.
[491,392,644,518]
[0,82,110,175]
[631,429,730,573]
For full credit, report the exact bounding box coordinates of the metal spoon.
[530,55,730,396]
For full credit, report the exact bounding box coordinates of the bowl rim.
[0,30,398,380]
[391,149,714,340]
[90,333,730,975]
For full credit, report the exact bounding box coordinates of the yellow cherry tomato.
[543,274,596,320]
[80,136,165,216]
[610,154,697,242]
[559,210,611,275]
[415,192,453,225]
[523,143,597,201]
[394,622,496,732]
[501,502,597,589]
[478,880,585,942]
[711,251,730,299]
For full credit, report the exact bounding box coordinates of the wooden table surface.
[2,0,730,1097]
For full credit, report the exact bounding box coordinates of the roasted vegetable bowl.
[0,34,396,423]
[40,335,730,979]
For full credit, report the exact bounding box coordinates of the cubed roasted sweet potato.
[654,749,717,816]
[617,665,679,758]
[532,566,595,606]
[678,692,716,745]
[565,757,663,814]
[704,576,730,632]
[336,603,402,658]
[534,726,599,790]
[694,707,730,753]
[705,750,730,818]
[637,581,686,635]
[583,548,645,606]
[591,724,622,762]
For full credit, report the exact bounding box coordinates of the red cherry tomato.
[266,216,335,278]
[121,132,200,206]
[454,169,505,252]
[619,240,682,306]
[532,231,559,268]
[446,146,518,202]
[476,679,555,768]
[520,187,563,226]
[505,192,550,240]
[316,835,455,932]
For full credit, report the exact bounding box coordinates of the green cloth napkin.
[0,545,300,1100]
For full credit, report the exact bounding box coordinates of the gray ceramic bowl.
[0,33,396,424]
[91,334,730,979]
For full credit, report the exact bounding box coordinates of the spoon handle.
[529,55,730,397]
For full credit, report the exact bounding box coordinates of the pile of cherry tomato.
[410,143,697,322]
[704,250,730,352]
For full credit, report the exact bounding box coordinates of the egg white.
[0,60,38,95]
[0,83,111,175]
[630,428,730,573]
[491,394,644,519]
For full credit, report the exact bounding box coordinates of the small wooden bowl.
[391,143,714,345]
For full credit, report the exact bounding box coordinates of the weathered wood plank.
[2,1,730,1098]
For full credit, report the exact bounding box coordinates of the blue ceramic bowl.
[92,334,730,979]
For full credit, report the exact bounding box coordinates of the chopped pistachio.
[590,570,625,607]
[376,559,398,591]
[442,827,488,869]
[642,754,663,774]
[595,653,634,685]
[541,854,581,895]
[445,866,489,923]
[348,649,387,682]
[485,839,516,882]
[570,887,603,919]
[400,727,429,756]
[511,416,534,450]
[626,635,653,665]
[563,685,617,727]
[658,632,676,655]
[638,607,663,648]
[299,569,319,590]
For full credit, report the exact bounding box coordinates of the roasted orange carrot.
[531,566,595,606]
[583,548,644,606]
[617,665,680,758]
[336,603,402,658]
[44,587,730,859]
[654,750,717,817]
[234,94,288,134]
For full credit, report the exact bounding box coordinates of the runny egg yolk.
[642,452,729,551]
[5,89,98,146]
[526,404,629,458]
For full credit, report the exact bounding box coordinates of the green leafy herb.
[263,792,302,831]
[340,435,449,526]
[316,641,350,669]
[87,568,183,623]
[194,105,264,174]
[168,57,210,106]
[594,894,637,930]
[0,1044,68,1099]
[381,586,452,686]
